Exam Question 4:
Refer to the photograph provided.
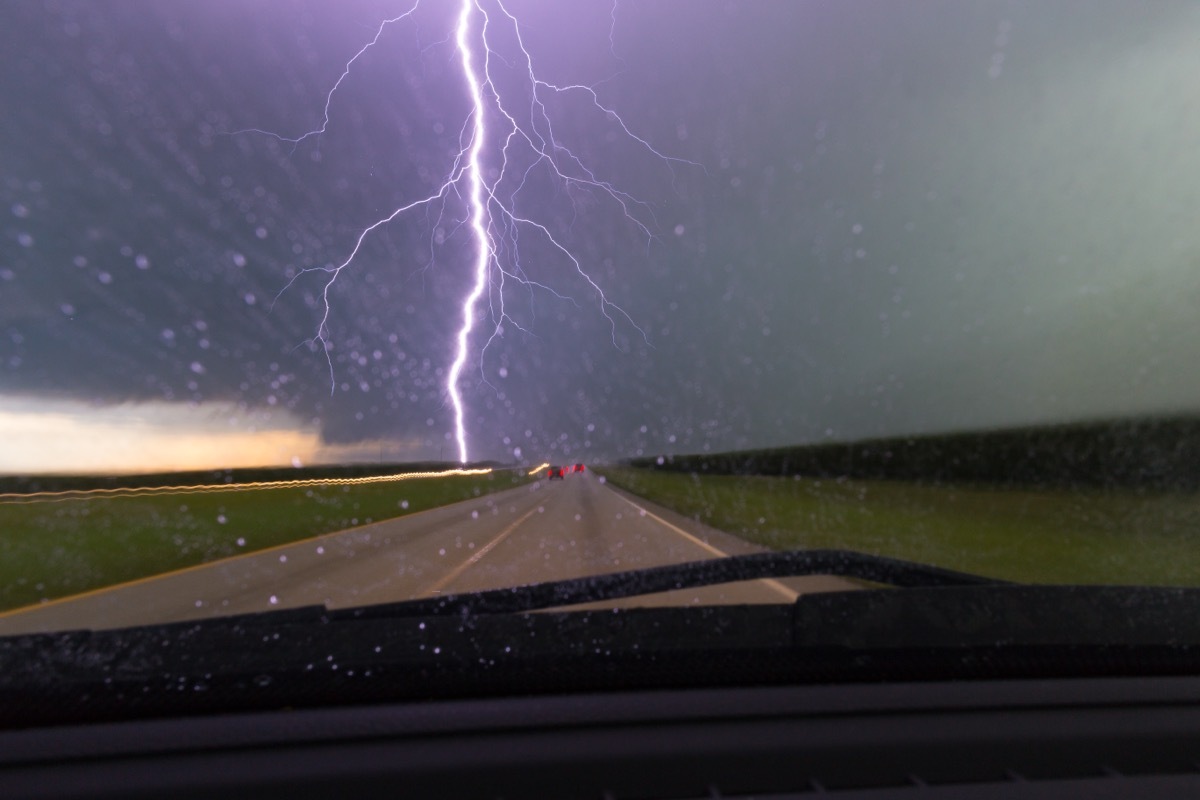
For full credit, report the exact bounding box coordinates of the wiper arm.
[338,549,1007,619]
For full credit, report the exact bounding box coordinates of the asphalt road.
[0,471,856,635]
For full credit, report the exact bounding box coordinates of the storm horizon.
[4,0,1199,474]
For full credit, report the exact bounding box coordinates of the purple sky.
[3,0,1199,470]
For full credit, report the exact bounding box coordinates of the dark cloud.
[3,0,1198,466]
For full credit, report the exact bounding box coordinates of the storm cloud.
[2,0,1198,470]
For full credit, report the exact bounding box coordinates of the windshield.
[1,0,1198,643]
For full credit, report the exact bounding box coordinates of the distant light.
[2,466,494,503]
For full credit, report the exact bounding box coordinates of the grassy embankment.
[0,469,526,612]
[597,467,1200,587]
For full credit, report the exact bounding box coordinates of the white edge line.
[616,494,799,603]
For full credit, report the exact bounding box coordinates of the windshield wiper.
[7,550,1200,730]
[338,549,1007,619]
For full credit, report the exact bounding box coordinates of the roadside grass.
[597,467,1200,586]
[0,471,527,612]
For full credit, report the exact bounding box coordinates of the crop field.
[0,470,526,612]
[599,467,1200,586]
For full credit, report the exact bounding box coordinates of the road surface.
[0,471,857,635]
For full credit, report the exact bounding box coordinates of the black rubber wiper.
[337,549,1007,619]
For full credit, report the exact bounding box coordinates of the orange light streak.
[0,467,495,505]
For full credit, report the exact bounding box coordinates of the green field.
[598,467,1200,586]
[0,470,527,612]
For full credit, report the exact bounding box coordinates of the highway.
[0,471,857,635]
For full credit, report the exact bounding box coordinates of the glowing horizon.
[0,395,436,476]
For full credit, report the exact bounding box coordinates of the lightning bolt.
[446,0,491,467]
[241,0,701,464]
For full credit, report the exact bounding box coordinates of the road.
[0,471,857,635]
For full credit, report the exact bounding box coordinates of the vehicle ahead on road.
[547,465,565,480]
[573,463,585,473]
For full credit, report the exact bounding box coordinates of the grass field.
[598,467,1200,586]
[0,470,527,612]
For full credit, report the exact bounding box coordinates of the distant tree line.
[626,416,1200,490]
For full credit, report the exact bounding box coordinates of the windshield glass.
[2,0,1198,639]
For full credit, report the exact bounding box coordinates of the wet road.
[0,471,856,635]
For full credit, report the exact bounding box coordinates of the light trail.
[526,461,550,475]
[242,0,699,464]
[0,467,494,505]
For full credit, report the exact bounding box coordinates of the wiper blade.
[338,549,1006,619]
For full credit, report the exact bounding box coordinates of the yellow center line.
[614,493,799,603]
[422,506,540,597]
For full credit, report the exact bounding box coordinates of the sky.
[2,0,1199,473]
